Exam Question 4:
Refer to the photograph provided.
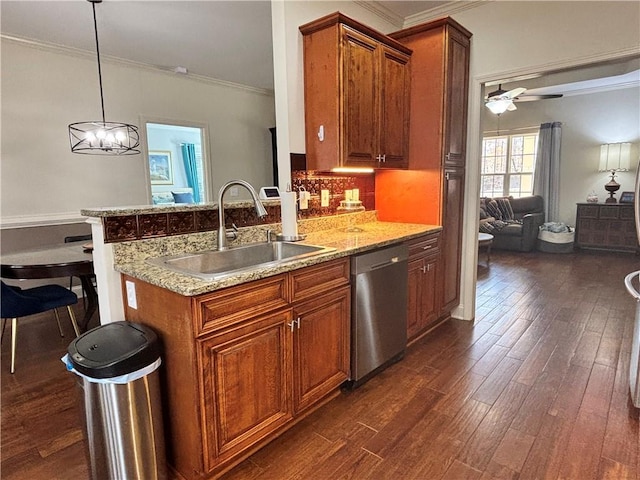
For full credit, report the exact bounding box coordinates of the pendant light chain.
[92,0,106,125]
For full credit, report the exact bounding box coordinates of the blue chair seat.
[1,281,80,373]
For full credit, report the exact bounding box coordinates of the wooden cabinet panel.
[195,275,289,336]
[292,287,350,413]
[379,45,410,168]
[407,257,424,339]
[443,27,470,168]
[440,167,465,314]
[343,27,378,167]
[575,203,638,252]
[289,257,350,303]
[199,310,293,470]
[300,12,411,171]
[407,233,441,341]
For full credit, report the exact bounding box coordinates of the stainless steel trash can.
[65,321,167,480]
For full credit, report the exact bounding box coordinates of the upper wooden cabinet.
[300,12,411,170]
[388,17,471,172]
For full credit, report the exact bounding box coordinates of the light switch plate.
[321,189,330,207]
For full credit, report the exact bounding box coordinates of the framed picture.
[619,191,635,204]
[148,151,173,185]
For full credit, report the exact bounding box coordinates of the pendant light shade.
[69,0,140,155]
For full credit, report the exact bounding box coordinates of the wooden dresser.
[575,203,639,253]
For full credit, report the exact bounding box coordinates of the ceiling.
[0,0,450,91]
[2,1,637,96]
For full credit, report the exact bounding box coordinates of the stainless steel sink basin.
[147,241,336,280]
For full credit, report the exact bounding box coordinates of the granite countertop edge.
[116,221,442,296]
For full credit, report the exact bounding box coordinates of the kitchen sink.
[147,241,336,280]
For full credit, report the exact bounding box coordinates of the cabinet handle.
[445,172,450,181]
[421,266,427,274]
[288,317,301,332]
[422,245,432,250]
[381,154,386,163]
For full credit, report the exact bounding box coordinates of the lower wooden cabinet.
[407,232,442,341]
[122,257,350,479]
[293,287,351,413]
[199,309,294,469]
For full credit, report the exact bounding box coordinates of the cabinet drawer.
[290,258,350,303]
[408,232,441,257]
[195,275,289,336]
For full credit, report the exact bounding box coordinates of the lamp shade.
[599,143,631,172]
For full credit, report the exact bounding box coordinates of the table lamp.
[599,143,631,203]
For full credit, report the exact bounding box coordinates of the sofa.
[479,195,545,252]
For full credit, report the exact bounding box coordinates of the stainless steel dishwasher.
[350,243,409,385]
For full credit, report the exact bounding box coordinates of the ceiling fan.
[485,84,563,114]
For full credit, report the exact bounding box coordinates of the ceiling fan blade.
[505,87,526,99]
[514,94,563,102]
[507,102,517,111]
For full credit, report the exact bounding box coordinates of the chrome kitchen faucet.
[217,180,268,250]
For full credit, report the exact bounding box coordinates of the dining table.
[1,242,98,332]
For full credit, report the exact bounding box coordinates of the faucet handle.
[266,228,274,243]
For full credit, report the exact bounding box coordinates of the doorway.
[145,122,208,204]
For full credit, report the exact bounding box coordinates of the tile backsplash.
[291,170,375,218]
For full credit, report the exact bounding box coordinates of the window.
[481,132,539,198]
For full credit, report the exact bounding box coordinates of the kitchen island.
[82,204,439,479]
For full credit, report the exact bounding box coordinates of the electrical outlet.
[321,189,330,207]
[229,187,239,197]
[126,280,137,309]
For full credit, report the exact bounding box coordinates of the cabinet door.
[199,309,293,471]
[407,256,424,339]
[440,167,465,314]
[407,254,439,340]
[292,287,350,414]
[378,45,410,169]
[421,255,439,327]
[342,27,378,167]
[443,26,470,168]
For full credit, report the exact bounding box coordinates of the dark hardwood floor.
[2,250,639,479]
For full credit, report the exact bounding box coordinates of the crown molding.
[476,47,640,85]
[0,34,274,97]
[353,1,405,29]
[403,0,489,28]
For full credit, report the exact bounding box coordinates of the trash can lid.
[67,321,161,379]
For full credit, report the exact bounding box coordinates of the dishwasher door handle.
[369,257,402,271]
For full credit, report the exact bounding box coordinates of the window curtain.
[181,143,200,203]
[533,122,562,222]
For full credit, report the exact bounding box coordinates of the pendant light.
[68,0,140,155]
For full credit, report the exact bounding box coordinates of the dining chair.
[1,281,80,373]
[64,234,93,308]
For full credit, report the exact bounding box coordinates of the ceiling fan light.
[486,99,512,115]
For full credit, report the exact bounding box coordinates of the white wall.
[1,38,276,225]
[489,86,640,225]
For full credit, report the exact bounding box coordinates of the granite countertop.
[115,221,441,296]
